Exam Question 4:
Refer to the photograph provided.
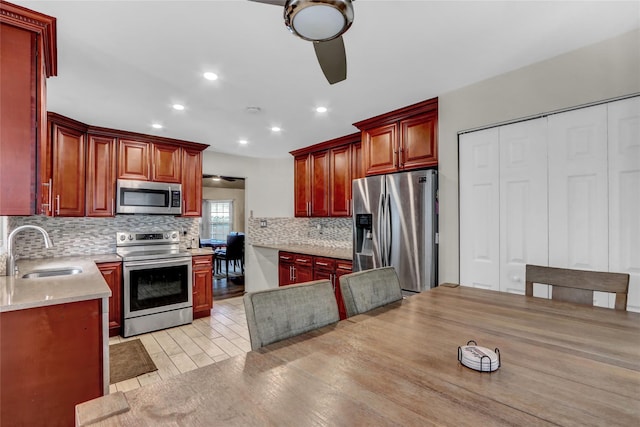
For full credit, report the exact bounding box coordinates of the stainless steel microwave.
[116,179,182,215]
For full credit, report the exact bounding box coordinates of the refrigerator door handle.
[379,191,386,266]
[385,193,392,266]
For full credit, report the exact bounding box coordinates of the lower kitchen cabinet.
[0,299,104,427]
[278,252,313,286]
[279,251,353,320]
[193,255,213,319]
[97,261,122,337]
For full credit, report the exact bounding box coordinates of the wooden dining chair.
[339,266,403,317]
[525,264,629,311]
[243,279,340,350]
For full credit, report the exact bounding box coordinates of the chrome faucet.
[6,225,53,276]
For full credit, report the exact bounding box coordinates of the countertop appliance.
[116,231,192,337]
[352,169,438,292]
[116,179,182,215]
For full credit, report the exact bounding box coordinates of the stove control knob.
[119,234,126,241]
[128,234,134,240]
[171,232,178,239]
[164,233,169,239]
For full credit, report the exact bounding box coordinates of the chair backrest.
[225,234,244,259]
[525,264,629,311]
[339,266,403,317]
[243,280,340,350]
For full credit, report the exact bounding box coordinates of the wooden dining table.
[81,285,640,426]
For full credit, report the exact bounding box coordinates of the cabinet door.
[294,155,311,217]
[118,139,150,180]
[152,143,181,183]
[182,148,202,217]
[548,104,609,307]
[335,260,352,320]
[0,24,36,215]
[400,112,438,170]
[52,124,86,216]
[459,128,500,291]
[363,123,397,175]
[608,97,640,312]
[97,262,122,337]
[293,254,314,283]
[278,252,295,286]
[352,141,363,180]
[329,145,352,217]
[192,255,213,318]
[498,118,548,295]
[86,135,116,217]
[311,150,330,217]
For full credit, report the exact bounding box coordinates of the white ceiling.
[15,1,640,159]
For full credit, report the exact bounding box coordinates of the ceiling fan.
[249,0,354,84]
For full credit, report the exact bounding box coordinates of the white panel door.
[459,128,500,290]
[499,118,548,295]
[608,97,640,312]
[548,104,609,307]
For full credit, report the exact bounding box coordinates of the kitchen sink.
[21,267,83,279]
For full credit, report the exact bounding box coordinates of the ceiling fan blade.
[248,0,286,6]
[313,36,347,85]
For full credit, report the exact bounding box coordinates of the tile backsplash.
[0,215,354,275]
[1,215,200,275]
[249,217,352,249]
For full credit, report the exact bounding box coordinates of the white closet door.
[608,97,640,312]
[459,128,500,290]
[499,118,548,295]
[548,104,609,307]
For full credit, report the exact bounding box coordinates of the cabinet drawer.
[293,254,313,266]
[279,252,295,262]
[192,255,213,267]
[314,257,336,270]
[336,261,353,273]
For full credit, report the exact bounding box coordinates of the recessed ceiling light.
[239,139,248,145]
[246,106,261,114]
[271,126,281,132]
[152,123,163,129]
[316,106,328,113]
[212,176,221,182]
[203,72,218,81]
[172,104,185,111]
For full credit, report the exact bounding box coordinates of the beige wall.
[202,187,246,234]
[437,29,640,285]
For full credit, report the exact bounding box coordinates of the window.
[203,200,233,240]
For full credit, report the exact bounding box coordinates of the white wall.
[202,151,293,291]
[438,29,640,285]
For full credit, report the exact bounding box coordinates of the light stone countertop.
[188,248,214,256]
[0,255,117,312]
[251,243,352,261]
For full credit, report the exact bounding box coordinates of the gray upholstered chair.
[243,279,340,350]
[339,266,403,317]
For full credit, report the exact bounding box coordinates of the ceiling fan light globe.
[285,0,354,42]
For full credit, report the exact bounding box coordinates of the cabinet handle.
[41,179,52,213]
[399,147,404,167]
[316,262,329,266]
[296,259,310,263]
[111,199,114,216]
[393,150,398,168]
[307,201,311,217]
[55,195,60,216]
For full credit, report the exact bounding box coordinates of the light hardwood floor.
[108,296,248,394]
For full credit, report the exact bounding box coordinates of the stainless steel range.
[116,231,192,337]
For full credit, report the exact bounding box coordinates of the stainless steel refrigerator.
[352,169,437,292]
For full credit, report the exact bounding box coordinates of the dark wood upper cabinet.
[310,150,330,217]
[152,143,182,183]
[181,148,202,217]
[291,133,360,218]
[50,117,86,217]
[86,134,116,217]
[354,97,438,175]
[0,2,56,216]
[329,144,352,217]
[118,139,150,180]
[294,154,311,217]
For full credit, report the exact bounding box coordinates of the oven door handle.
[124,257,192,268]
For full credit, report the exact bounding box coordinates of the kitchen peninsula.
[0,255,115,426]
